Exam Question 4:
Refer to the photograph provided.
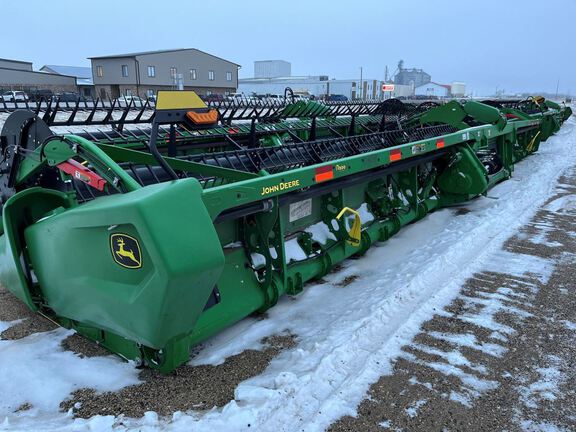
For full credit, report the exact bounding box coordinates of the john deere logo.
[110,234,142,269]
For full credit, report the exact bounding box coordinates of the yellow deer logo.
[110,234,142,269]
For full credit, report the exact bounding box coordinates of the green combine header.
[0,91,571,373]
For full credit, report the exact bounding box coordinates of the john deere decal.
[110,234,142,269]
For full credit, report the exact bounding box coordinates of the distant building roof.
[41,65,92,79]
[0,66,74,78]
[88,48,240,66]
[0,57,32,65]
[415,82,451,90]
[432,82,452,90]
[76,77,94,86]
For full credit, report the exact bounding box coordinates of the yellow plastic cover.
[156,91,207,110]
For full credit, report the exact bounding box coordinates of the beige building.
[89,48,240,100]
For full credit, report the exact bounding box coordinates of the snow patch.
[0,319,22,334]
[543,194,576,214]
[0,328,139,418]
[426,331,507,357]
[518,355,565,410]
[250,253,266,268]
[404,399,427,418]
[305,221,336,245]
[284,238,308,263]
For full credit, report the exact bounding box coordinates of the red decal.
[436,139,445,149]
[57,159,107,191]
[390,149,402,162]
[315,165,334,182]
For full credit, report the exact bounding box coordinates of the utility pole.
[360,66,363,100]
[555,78,560,100]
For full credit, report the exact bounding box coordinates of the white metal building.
[451,81,466,97]
[414,82,451,98]
[254,60,291,78]
[389,84,414,98]
[238,76,383,100]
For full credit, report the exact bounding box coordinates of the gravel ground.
[59,334,295,419]
[329,169,576,431]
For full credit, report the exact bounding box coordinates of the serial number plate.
[289,199,312,222]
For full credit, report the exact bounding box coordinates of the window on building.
[170,67,177,79]
[208,70,215,81]
[121,65,129,77]
[206,90,212,96]
[96,65,103,77]
[226,71,232,81]
[147,89,155,98]
[147,66,155,77]
[190,68,197,80]
[125,89,132,96]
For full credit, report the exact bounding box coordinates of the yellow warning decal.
[110,233,142,269]
[156,91,207,110]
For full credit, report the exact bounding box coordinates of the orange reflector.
[436,139,445,149]
[315,165,334,182]
[390,149,402,162]
[186,109,218,125]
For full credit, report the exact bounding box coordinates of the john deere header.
[0,91,571,372]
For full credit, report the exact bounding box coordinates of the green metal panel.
[437,145,488,197]
[0,188,75,310]
[24,179,225,349]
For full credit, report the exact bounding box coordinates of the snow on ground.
[518,354,566,409]
[0,118,575,431]
[0,320,21,334]
[399,249,556,410]
[0,329,140,429]
[404,399,427,418]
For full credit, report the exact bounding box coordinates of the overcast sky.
[2,0,574,96]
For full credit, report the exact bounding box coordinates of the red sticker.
[315,165,334,182]
[390,149,402,162]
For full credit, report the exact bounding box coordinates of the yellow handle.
[527,130,541,153]
[336,207,362,247]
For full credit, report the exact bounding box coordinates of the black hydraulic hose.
[148,122,178,180]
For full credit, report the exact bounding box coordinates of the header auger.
[0,91,571,373]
